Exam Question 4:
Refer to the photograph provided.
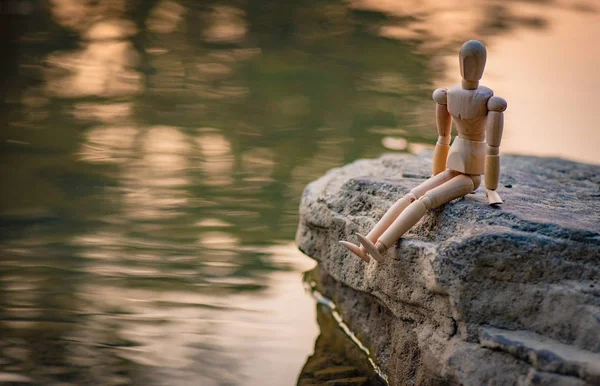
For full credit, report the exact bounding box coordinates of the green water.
[0,0,597,385]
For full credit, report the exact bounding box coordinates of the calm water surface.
[0,0,598,385]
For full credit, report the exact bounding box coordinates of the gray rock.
[296,153,600,386]
[518,369,587,386]
[480,327,600,384]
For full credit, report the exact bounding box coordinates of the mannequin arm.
[432,88,452,175]
[485,96,507,205]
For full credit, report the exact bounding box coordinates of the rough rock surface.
[296,153,600,386]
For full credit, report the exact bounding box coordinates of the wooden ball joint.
[340,40,507,263]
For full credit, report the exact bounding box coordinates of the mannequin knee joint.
[418,195,433,210]
[470,175,481,190]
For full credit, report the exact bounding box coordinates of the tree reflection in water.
[0,0,587,384]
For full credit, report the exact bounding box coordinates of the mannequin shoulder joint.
[432,88,448,105]
[487,96,507,112]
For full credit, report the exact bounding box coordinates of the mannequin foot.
[356,233,386,262]
[339,240,370,263]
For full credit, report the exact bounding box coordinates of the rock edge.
[296,153,600,386]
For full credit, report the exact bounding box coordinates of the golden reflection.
[351,0,484,49]
[121,184,190,220]
[73,102,133,123]
[84,19,136,40]
[79,125,138,163]
[48,0,92,31]
[49,0,128,30]
[203,6,247,43]
[368,127,408,136]
[143,126,191,160]
[73,249,318,384]
[220,243,318,384]
[382,136,408,151]
[72,232,128,261]
[45,1,142,98]
[20,91,48,108]
[408,142,434,155]
[79,284,217,370]
[196,130,234,186]
[45,37,142,98]
[197,231,239,250]
[136,127,191,182]
[195,218,233,228]
[263,242,318,272]
[99,125,194,220]
[147,0,186,34]
[3,278,38,306]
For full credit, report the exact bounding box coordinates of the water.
[0,0,598,385]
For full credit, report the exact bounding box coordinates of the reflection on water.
[0,0,598,384]
[297,304,386,386]
[299,269,387,386]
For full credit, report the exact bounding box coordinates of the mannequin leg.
[340,170,458,262]
[365,170,458,243]
[360,174,480,261]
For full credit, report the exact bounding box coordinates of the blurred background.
[0,0,598,385]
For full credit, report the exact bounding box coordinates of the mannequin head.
[459,40,487,89]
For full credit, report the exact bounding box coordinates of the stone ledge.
[480,327,600,384]
[296,153,600,385]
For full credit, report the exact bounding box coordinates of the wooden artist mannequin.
[340,40,507,263]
